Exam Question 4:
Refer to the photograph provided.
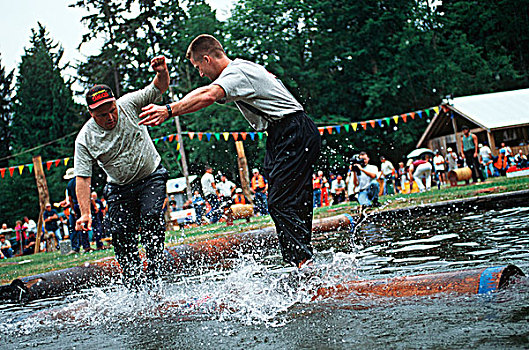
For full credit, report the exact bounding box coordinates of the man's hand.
[151,56,168,73]
[139,104,170,126]
[76,214,92,232]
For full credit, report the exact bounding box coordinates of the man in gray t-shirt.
[75,56,170,287]
[139,35,321,268]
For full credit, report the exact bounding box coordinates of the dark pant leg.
[264,112,321,266]
[205,194,221,223]
[68,214,80,252]
[464,149,483,182]
[137,167,169,280]
[105,184,142,287]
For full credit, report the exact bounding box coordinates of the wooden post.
[487,131,497,156]
[235,141,253,204]
[175,116,192,202]
[32,156,50,254]
[451,117,460,155]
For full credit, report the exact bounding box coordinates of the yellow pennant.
[223,132,230,141]
[64,157,70,166]
[352,122,358,131]
[393,115,399,124]
[18,165,24,175]
[176,142,181,151]
[433,106,439,115]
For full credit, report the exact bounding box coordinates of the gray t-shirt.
[74,83,162,185]
[212,59,303,131]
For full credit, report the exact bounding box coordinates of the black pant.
[264,112,321,266]
[464,149,484,182]
[104,165,168,287]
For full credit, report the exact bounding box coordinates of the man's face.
[463,128,469,136]
[190,55,220,81]
[360,154,369,165]
[90,101,118,130]
[45,206,51,212]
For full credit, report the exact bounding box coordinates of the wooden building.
[417,89,529,156]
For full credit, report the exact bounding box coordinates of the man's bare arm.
[138,84,226,126]
[76,176,92,231]
[151,56,170,95]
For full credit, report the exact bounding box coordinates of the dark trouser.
[69,206,90,252]
[104,165,168,287]
[254,191,268,215]
[264,112,321,266]
[205,194,222,223]
[464,149,484,182]
[92,220,104,249]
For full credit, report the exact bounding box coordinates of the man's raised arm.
[151,56,170,95]
[76,176,92,231]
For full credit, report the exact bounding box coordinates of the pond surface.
[2,205,529,349]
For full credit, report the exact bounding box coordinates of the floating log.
[0,214,355,302]
[313,265,525,300]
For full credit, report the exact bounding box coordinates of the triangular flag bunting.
[417,111,423,118]
[55,159,61,167]
[232,132,239,141]
[175,135,179,141]
[326,126,333,135]
[154,138,159,144]
[240,132,247,140]
[360,121,367,130]
[410,112,416,120]
[425,109,430,117]
[46,161,53,170]
[393,115,399,124]
[385,117,391,126]
[163,136,168,142]
[369,120,376,128]
[377,119,383,127]
[176,142,181,151]
[188,132,195,140]
[258,132,264,140]
[433,106,439,115]
[28,164,33,173]
[352,123,358,131]
[335,125,341,133]
[0,168,5,178]
[206,133,212,141]
[344,124,350,132]
[198,132,203,141]
[401,114,407,123]
[249,132,255,141]
[318,127,324,135]
[64,157,70,166]
[222,132,230,141]
[177,154,181,162]
[9,167,15,177]
[18,165,24,175]
[214,133,220,141]
[168,134,174,142]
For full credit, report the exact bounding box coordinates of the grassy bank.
[1,175,528,284]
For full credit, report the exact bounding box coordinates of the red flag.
[410,112,416,119]
[55,159,61,167]
[369,120,376,128]
[9,167,15,177]
[401,114,408,123]
[240,132,247,140]
[360,122,367,130]
[318,127,324,135]
[232,132,239,141]
[46,161,53,170]
[0,168,5,178]
[168,134,174,142]
[326,126,333,135]
[198,132,203,141]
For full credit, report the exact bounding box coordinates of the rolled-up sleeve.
[212,67,254,103]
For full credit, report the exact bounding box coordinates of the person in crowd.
[201,165,221,223]
[352,152,380,208]
[217,174,236,226]
[232,188,249,205]
[397,161,408,192]
[192,190,206,225]
[379,156,396,195]
[409,154,433,192]
[74,56,170,288]
[0,234,13,259]
[43,203,62,248]
[138,34,321,268]
[319,171,330,206]
[445,147,458,172]
[23,231,36,255]
[433,150,447,187]
[330,175,346,204]
[460,125,484,183]
[90,192,105,250]
[514,149,528,168]
[312,173,322,208]
[14,220,27,254]
[250,168,269,216]
[500,142,513,157]
[23,217,37,235]
[494,149,509,176]
[65,169,91,254]
[345,165,357,202]
[478,143,494,179]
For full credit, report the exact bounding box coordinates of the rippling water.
[2,206,529,349]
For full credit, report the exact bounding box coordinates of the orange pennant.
[198,132,203,141]
[232,132,239,141]
[240,132,247,140]
[168,134,174,142]
[318,127,324,135]
[188,132,195,140]
[401,114,408,123]
[0,168,5,178]
[369,120,376,128]
[9,167,15,177]
[360,122,367,130]
[326,126,333,135]
[410,112,416,120]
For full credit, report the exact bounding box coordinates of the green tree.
[0,54,14,168]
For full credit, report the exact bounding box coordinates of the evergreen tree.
[0,54,14,168]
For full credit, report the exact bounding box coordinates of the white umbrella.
[407,148,434,159]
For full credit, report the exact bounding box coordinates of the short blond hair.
[186,34,225,61]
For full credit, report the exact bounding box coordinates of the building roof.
[447,88,529,130]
